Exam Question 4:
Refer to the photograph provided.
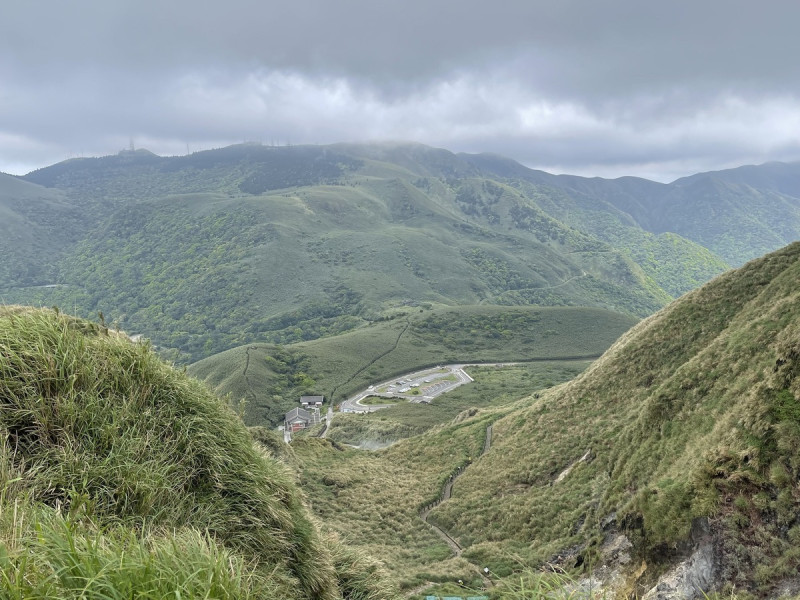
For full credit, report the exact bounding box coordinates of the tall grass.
[0,504,283,599]
[0,306,397,599]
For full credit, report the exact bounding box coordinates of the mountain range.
[2,142,798,365]
[3,141,800,598]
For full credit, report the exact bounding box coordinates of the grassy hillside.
[5,142,734,362]
[292,242,800,597]
[292,417,492,592]
[0,306,394,599]
[6,177,662,362]
[12,142,798,368]
[496,177,731,297]
[190,305,638,426]
[0,174,80,288]
[465,151,800,267]
[324,361,593,447]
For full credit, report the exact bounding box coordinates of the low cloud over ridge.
[3,0,800,181]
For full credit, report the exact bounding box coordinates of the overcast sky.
[3,1,800,182]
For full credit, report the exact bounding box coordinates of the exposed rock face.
[569,534,638,598]
[772,577,800,599]
[569,516,719,600]
[642,543,715,600]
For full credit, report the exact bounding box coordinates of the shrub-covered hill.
[428,241,800,596]
[7,142,732,362]
[0,306,394,599]
[190,304,638,427]
[0,173,80,288]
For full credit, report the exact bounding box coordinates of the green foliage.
[770,388,800,424]
[4,142,738,363]
[192,305,636,426]
[0,175,81,288]
[464,152,800,268]
[0,306,397,599]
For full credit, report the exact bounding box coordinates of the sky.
[2,1,800,182]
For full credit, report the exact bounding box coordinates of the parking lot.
[340,365,475,413]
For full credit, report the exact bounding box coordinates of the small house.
[300,395,324,409]
[285,407,313,432]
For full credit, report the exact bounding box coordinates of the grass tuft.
[0,306,397,599]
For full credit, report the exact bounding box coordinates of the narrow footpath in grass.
[419,424,494,591]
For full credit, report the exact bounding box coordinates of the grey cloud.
[6,1,800,97]
[3,1,800,179]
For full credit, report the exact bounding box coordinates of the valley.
[284,242,800,598]
[2,144,800,599]
[190,304,634,427]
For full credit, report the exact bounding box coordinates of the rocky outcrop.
[642,543,715,600]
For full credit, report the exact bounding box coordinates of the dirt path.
[243,345,260,409]
[419,502,463,554]
[539,270,588,290]
[328,318,410,405]
[418,424,494,589]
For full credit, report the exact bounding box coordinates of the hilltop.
[291,242,800,597]
[1,142,739,362]
[0,306,394,599]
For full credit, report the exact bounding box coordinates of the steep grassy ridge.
[0,307,394,599]
[431,242,800,595]
[190,305,637,426]
[293,242,800,597]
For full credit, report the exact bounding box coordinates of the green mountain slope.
[8,143,682,361]
[189,304,638,426]
[293,242,800,597]
[0,174,80,287]
[12,142,799,364]
[657,174,800,264]
[464,152,800,267]
[0,306,393,599]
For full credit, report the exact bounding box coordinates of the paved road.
[320,407,333,438]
